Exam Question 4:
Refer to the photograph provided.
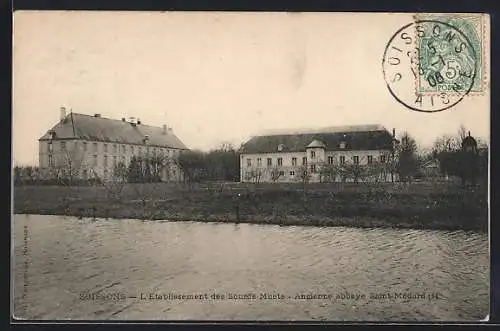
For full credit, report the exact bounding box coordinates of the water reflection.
[12,214,489,321]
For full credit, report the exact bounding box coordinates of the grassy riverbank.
[13,182,488,232]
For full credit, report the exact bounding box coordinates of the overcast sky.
[13,11,490,166]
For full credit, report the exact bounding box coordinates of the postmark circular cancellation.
[382,19,479,113]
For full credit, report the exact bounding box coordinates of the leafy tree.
[396,132,419,183]
[176,150,207,183]
[205,144,240,181]
[432,125,487,185]
[127,156,143,183]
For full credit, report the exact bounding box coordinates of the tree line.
[14,127,488,186]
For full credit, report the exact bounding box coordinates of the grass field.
[13,181,488,232]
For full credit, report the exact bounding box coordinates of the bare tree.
[269,166,284,183]
[47,142,86,186]
[297,165,311,185]
[342,159,363,183]
[319,161,338,183]
[99,161,128,201]
[148,151,170,182]
[244,167,263,183]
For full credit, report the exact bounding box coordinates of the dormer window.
[339,141,346,149]
[277,144,285,152]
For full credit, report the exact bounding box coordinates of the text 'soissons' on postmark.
[382,20,478,113]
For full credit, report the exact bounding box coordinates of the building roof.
[306,139,326,148]
[39,113,189,150]
[240,124,395,154]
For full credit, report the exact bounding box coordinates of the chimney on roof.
[137,119,141,125]
[94,113,101,118]
[162,124,167,134]
[60,107,66,121]
[122,117,125,122]
[468,131,471,137]
[392,128,395,138]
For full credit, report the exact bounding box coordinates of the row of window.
[246,155,387,167]
[48,153,171,168]
[79,168,177,180]
[47,141,179,157]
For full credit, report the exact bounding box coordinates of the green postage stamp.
[413,13,488,95]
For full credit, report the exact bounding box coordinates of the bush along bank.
[14,186,488,232]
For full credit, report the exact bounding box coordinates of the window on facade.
[311,151,316,158]
[48,155,53,166]
[93,143,98,152]
[279,171,285,176]
[122,156,125,164]
[122,145,126,153]
[302,157,307,165]
[104,155,108,167]
[277,157,283,166]
[60,141,66,150]
[380,155,386,163]
[290,170,295,176]
[113,144,117,153]
[353,156,359,164]
[104,169,108,178]
[339,141,346,149]
[47,143,53,153]
[93,155,98,166]
[131,146,134,154]
[247,158,252,167]
[328,156,334,164]
[310,164,316,173]
[113,156,117,166]
[267,158,272,166]
[257,158,262,166]
[340,156,346,164]
[82,169,88,179]
[83,142,87,151]
[292,157,297,166]
[104,144,108,153]
[367,155,373,165]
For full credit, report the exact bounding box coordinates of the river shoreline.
[13,183,488,232]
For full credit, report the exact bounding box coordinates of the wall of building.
[240,148,396,183]
[39,139,184,182]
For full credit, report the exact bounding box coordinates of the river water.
[12,214,489,321]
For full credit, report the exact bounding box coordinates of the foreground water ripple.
[12,214,489,321]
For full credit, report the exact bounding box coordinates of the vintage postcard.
[12,11,490,321]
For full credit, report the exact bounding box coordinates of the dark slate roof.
[39,113,189,150]
[240,125,395,154]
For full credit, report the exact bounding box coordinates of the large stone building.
[239,124,398,183]
[38,107,189,182]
